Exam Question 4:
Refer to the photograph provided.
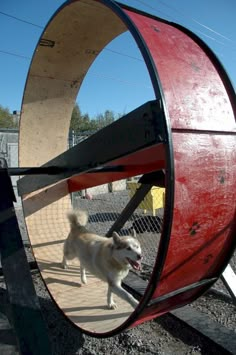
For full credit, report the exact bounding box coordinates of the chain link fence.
[0,129,21,207]
[0,129,165,272]
[69,130,165,272]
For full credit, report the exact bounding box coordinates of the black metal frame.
[106,170,165,237]
[1,165,125,176]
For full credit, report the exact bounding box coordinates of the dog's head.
[112,230,142,271]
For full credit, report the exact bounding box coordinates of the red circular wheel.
[18,0,236,337]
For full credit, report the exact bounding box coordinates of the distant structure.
[12,110,20,126]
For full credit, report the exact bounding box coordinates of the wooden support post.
[0,158,52,355]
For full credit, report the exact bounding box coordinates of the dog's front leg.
[80,263,87,284]
[62,255,68,269]
[109,282,138,308]
[107,285,117,309]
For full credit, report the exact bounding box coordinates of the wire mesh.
[72,177,164,279]
[69,131,164,280]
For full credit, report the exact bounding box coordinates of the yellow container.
[127,181,165,216]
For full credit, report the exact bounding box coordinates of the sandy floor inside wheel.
[36,256,134,333]
[23,192,135,334]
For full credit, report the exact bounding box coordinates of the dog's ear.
[112,231,121,245]
[131,228,137,239]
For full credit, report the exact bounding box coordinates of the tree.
[0,105,17,129]
[70,103,83,132]
[94,110,116,129]
[70,103,95,132]
[70,104,119,133]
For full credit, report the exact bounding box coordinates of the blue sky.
[0,0,235,118]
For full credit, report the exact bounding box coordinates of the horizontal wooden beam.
[68,144,166,193]
[18,100,166,196]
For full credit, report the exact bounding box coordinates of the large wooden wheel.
[18,0,236,337]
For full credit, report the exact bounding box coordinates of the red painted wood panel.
[153,132,236,298]
[125,10,236,132]
[68,143,165,192]
[124,8,236,324]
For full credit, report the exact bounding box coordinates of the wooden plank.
[171,305,236,355]
[68,144,166,193]
[0,158,52,355]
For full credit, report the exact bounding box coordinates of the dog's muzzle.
[127,255,142,271]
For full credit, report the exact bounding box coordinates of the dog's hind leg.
[107,285,117,309]
[108,282,138,309]
[62,238,76,269]
[62,255,68,269]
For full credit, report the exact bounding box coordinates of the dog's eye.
[127,247,131,251]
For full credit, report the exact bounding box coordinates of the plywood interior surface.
[19,0,126,168]
[20,1,132,333]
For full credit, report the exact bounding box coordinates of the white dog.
[62,209,142,309]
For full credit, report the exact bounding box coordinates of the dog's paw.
[62,263,67,269]
[108,301,117,310]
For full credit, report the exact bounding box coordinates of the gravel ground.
[0,195,235,355]
[1,272,234,355]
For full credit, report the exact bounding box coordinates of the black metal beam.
[1,165,125,176]
[106,170,165,237]
[0,158,52,355]
[138,170,165,187]
[18,100,165,196]
[106,182,153,237]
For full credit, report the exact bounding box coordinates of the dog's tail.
[67,209,88,228]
